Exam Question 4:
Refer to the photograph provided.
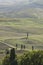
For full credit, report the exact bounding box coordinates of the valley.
[0,18,43,50]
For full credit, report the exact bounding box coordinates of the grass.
[0,18,43,50]
[0,61,2,65]
[0,18,43,64]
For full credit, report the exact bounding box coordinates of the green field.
[0,18,43,50]
[0,18,43,63]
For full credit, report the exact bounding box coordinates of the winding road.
[2,42,16,49]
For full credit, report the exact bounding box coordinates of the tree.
[10,48,15,61]
[16,44,18,49]
[27,32,28,39]
[20,51,43,65]
[21,45,23,50]
[32,46,34,50]
[9,48,18,65]
[24,45,26,49]
[3,48,18,65]
[5,49,9,55]
[2,55,10,65]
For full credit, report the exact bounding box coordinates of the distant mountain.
[0,0,43,18]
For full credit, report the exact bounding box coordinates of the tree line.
[2,48,43,65]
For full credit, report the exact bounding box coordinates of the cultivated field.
[0,18,43,63]
[0,18,43,50]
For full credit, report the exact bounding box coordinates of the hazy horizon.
[0,0,37,5]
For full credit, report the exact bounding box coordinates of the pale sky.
[0,0,21,2]
[0,0,41,6]
[0,0,24,5]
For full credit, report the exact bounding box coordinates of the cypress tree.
[9,48,18,65]
[10,48,15,61]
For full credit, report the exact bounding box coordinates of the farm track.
[1,42,16,49]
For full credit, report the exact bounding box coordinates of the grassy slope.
[0,18,43,50]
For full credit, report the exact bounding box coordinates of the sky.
[0,0,16,5]
[0,0,41,6]
[0,0,28,2]
[0,0,23,5]
[0,0,22,2]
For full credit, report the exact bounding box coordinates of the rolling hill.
[0,0,43,50]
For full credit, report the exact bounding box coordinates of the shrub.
[2,48,18,65]
[2,50,43,65]
[20,51,43,65]
[2,55,10,65]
